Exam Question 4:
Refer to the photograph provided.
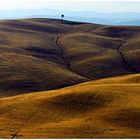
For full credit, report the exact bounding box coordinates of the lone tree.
[61,14,64,23]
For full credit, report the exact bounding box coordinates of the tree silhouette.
[61,14,64,23]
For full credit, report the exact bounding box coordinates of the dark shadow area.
[0,20,64,33]
[24,46,59,56]
[45,93,114,114]
[104,109,140,130]
[30,18,85,25]
[63,20,85,25]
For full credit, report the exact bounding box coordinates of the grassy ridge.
[0,18,139,95]
[0,74,139,138]
[0,19,90,96]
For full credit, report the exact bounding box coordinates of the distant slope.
[0,9,140,25]
[0,18,140,96]
[0,74,140,138]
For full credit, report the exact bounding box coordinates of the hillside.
[0,18,139,138]
[0,18,140,96]
[0,74,140,138]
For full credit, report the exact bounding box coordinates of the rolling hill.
[0,18,139,96]
[0,18,139,138]
[0,74,140,138]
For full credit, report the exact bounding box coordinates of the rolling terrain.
[0,18,140,138]
[0,74,140,138]
[0,18,139,96]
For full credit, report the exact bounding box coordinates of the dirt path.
[56,35,90,80]
[116,39,138,73]
[56,35,72,70]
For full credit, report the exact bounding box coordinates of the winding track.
[56,35,90,80]
[116,39,138,73]
[56,34,138,74]
[56,35,72,70]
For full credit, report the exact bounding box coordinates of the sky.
[0,0,140,12]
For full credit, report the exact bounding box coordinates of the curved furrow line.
[116,39,138,73]
[56,35,90,80]
[56,36,72,70]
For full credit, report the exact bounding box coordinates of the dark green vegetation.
[0,18,139,96]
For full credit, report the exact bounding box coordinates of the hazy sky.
[0,0,140,12]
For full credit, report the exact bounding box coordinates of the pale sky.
[0,0,140,12]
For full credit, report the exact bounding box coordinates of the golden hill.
[0,18,140,138]
[0,74,140,138]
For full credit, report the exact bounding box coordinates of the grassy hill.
[0,19,90,96]
[0,18,139,96]
[0,18,140,138]
[0,74,139,138]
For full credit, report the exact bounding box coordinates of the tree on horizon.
[61,14,64,23]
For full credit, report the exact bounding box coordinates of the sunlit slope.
[91,73,140,84]
[0,74,140,138]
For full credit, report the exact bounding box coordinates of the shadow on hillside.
[104,109,140,130]
[45,92,114,114]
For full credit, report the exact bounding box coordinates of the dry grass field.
[0,74,140,138]
[0,18,139,138]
